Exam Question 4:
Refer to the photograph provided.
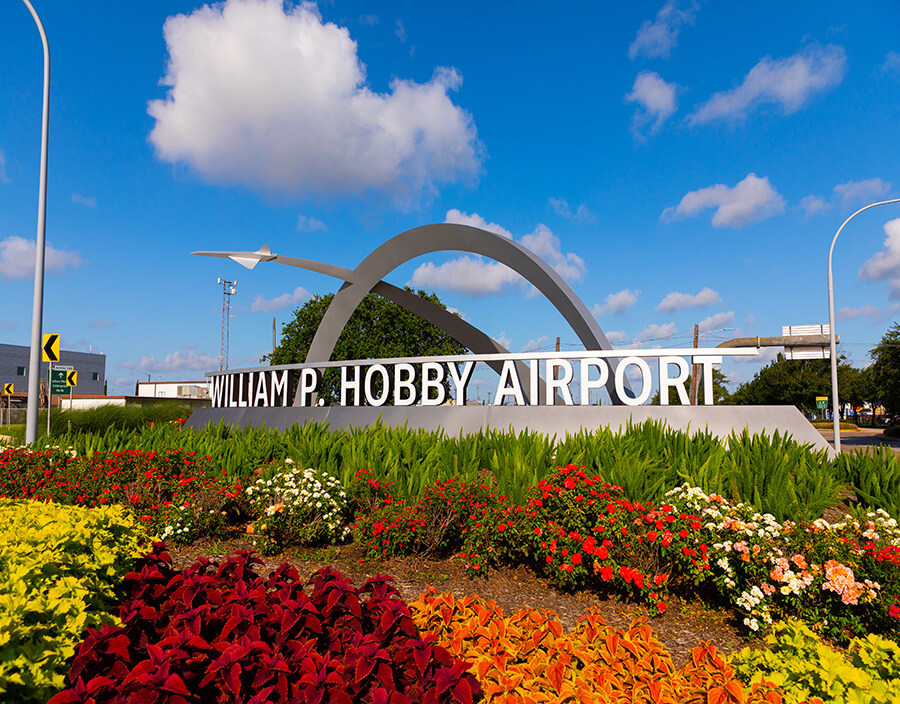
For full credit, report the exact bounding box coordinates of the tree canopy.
[869,322,900,415]
[266,289,467,403]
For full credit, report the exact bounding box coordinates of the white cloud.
[859,218,900,299]
[605,330,628,343]
[495,331,512,349]
[148,0,482,204]
[445,306,468,321]
[89,319,116,328]
[394,19,406,42]
[881,51,900,75]
[688,43,846,125]
[636,322,678,342]
[118,361,137,370]
[833,178,891,207]
[836,304,900,322]
[409,255,519,296]
[548,197,595,222]
[520,225,586,282]
[628,0,698,60]
[444,209,513,239]
[0,150,8,183]
[699,310,735,331]
[800,194,831,217]
[625,71,678,138]
[593,288,640,316]
[0,236,84,279]
[744,314,756,327]
[71,193,97,208]
[359,15,378,26]
[137,346,219,373]
[297,214,326,231]
[410,213,585,296]
[250,285,310,312]
[656,287,721,312]
[661,173,785,228]
[521,335,550,353]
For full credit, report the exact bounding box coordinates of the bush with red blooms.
[0,447,238,541]
[352,469,507,561]
[48,545,480,704]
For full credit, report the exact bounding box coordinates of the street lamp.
[827,198,900,453]
[20,0,51,445]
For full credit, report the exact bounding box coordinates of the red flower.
[657,601,666,614]
[564,477,576,490]
[599,566,613,581]
[572,553,582,566]
[648,530,657,542]
[596,546,609,560]
[497,524,506,532]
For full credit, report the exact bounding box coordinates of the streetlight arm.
[827,197,900,453]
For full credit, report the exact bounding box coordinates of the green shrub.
[0,499,148,703]
[731,619,900,704]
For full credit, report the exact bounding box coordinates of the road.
[817,426,900,455]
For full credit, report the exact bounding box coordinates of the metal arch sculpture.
[193,245,551,403]
[304,223,625,405]
[193,222,628,406]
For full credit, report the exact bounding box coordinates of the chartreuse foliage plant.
[0,499,147,704]
[50,546,480,704]
[731,619,900,704]
[409,588,797,704]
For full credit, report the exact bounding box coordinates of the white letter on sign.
[580,358,609,406]
[298,368,321,407]
[447,361,473,406]
[365,365,391,406]
[421,362,446,405]
[658,357,689,406]
[393,363,418,406]
[615,356,651,406]
[341,366,361,406]
[546,359,574,406]
[697,356,723,405]
[495,360,525,406]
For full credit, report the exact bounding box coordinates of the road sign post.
[41,334,60,435]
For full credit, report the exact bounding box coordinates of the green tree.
[730,352,867,417]
[266,289,467,403]
[869,322,900,415]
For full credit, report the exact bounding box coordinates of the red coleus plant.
[49,544,480,704]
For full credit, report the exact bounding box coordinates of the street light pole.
[21,0,51,445]
[827,198,900,453]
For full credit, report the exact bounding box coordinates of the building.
[136,380,209,399]
[0,342,106,396]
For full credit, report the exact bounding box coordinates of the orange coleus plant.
[409,589,822,704]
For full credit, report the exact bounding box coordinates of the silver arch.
[304,223,626,405]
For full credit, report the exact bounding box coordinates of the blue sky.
[1,0,899,399]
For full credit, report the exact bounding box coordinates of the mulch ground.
[168,534,755,668]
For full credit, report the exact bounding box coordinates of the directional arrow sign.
[3,383,12,395]
[42,333,60,362]
[66,370,78,387]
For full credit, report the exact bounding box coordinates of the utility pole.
[272,317,276,355]
[554,336,560,381]
[689,324,700,405]
[217,278,237,371]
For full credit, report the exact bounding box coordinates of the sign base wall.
[184,405,833,455]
